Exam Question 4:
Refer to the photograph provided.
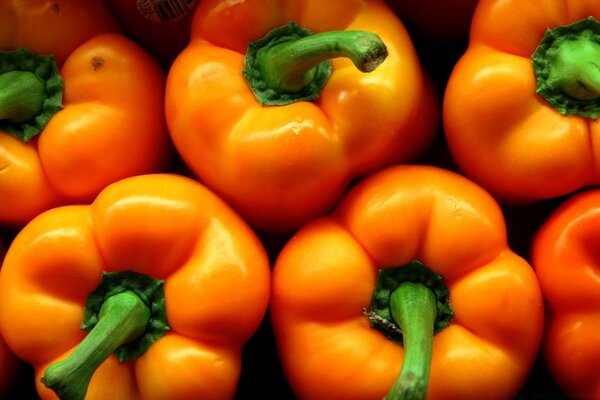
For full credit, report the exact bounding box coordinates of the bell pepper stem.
[0,48,63,141]
[533,17,600,118]
[258,29,387,93]
[0,71,46,123]
[41,291,150,400]
[547,37,600,100]
[385,282,437,400]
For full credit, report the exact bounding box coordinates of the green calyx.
[243,22,388,106]
[41,271,169,400]
[365,260,453,341]
[532,16,600,119]
[0,48,63,141]
[80,271,169,362]
[364,260,454,400]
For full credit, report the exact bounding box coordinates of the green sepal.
[365,260,454,344]
[532,16,600,119]
[0,48,63,141]
[82,271,170,363]
[243,22,332,106]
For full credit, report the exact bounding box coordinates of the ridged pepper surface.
[532,190,600,398]
[271,165,544,399]
[0,174,271,400]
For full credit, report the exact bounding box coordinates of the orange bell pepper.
[271,165,544,399]
[165,0,438,233]
[0,239,20,396]
[531,189,600,398]
[444,0,600,205]
[0,0,172,226]
[0,174,270,400]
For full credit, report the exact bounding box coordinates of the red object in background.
[102,0,199,69]
[385,0,478,42]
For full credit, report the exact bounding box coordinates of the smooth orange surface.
[0,174,271,400]
[532,190,600,398]
[165,0,438,233]
[443,0,600,204]
[0,1,172,226]
[271,165,544,399]
[0,0,121,65]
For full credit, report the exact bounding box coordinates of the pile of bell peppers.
[1,0,599,398]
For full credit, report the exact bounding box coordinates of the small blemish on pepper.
[91,57,105,71]
[51,3,60,13]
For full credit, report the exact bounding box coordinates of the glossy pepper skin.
[0,174,270,400]
[271,165,544,399]
[444,0,600,205]
[165,0,438,233]
[0,0,172,226]
[531,190,600,398]
[0,0,120,66]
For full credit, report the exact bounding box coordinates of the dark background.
[2,8,575,400]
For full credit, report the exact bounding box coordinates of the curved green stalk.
[243,22,387,105]
[41,291,150,400]
[385,282,436,400]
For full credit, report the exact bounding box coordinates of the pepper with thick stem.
[42,290,152,400]
[271,164,544,399]
[444,0,600,205]
[0,0,172,227]
[166,0,438,233]
[365,261,453,400]
[533,16,600,117]
[243,22,388,105]
[385,283,436,400]
[0,173,271,400]
[0,49,63,142]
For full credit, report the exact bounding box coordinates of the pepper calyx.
[365,259,453,343]
[243,21,387,106]
[0,48,63,141]
[243,22,332,106]
[82,271,169,362]
[41,271,169,400]
[532,16,600,119]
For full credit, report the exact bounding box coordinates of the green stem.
[0,71,46,123]
[532,16,600,118]
[258,30,387,93]
[243,22,388,105]
[546,37,600,100]
[41,291,150,400]
[0,48,63,141]
[385,282,436,400]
